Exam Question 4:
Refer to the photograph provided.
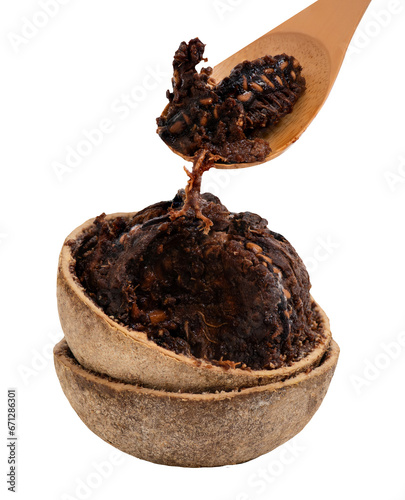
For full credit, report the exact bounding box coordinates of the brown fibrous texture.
[72,191,323,371]
[156,38,306,163]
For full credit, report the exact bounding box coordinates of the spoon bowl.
[213,32,331,168]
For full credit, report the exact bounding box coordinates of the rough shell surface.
[54,338,339,467]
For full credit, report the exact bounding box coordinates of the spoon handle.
[273,0,372,75]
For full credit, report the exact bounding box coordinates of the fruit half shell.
[57,213,332,393]
[54,338,339,467]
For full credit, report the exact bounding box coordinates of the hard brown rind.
[54,338,339,467]
[57,212,332,393]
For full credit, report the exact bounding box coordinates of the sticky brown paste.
[72,150,322,371]
[71,41,319,371]
[156,38,306,163]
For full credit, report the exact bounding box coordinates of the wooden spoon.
[169,0,372,169]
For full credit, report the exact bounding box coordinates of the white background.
[1,0,405,498]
